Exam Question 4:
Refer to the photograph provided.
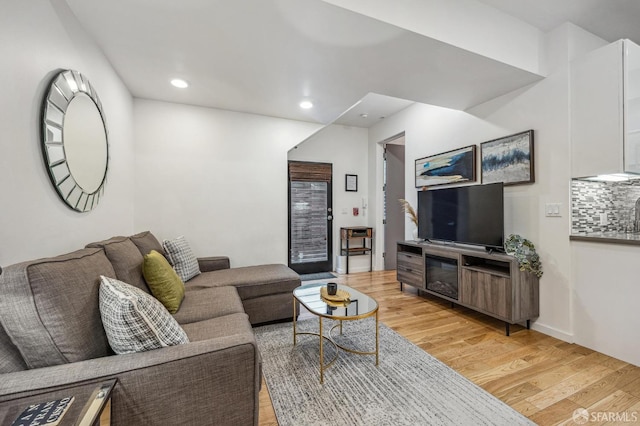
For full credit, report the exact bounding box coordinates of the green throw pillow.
[142,250,185,314]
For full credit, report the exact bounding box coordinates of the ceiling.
[477,0,640,44]
[65,0,640,128]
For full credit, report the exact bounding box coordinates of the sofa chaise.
[0,231,300,425]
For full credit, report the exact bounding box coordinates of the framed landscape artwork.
[415,145,476,188]
[480,130,534,186]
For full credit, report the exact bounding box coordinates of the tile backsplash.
[571,179,640,233]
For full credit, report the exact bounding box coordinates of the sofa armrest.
[0,334,260,426]
[198,256,230,272]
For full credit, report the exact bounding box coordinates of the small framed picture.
[345,174,358,192]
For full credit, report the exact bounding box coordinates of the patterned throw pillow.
[162,236,201,282]
[99,276,189,354]
[142,250,185,314]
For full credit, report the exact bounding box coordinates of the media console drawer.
[396,244,424,289]
[397,266,423,289]
[397,252,422,267]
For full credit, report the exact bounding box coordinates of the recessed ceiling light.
[360,113,368,118]
[170,78,189,89]
[299,100,313,109]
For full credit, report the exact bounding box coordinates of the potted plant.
[504,234,543,278]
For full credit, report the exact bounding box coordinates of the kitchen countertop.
[570,231,640,246]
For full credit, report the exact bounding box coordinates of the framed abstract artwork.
[481,130,534,186]
[415,145,476,188]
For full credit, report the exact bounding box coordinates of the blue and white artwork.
[415,145,476,187]
[481,130,534,186]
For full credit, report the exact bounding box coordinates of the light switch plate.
[545,203,562,217]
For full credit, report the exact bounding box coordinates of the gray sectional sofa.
[0,231,301,425]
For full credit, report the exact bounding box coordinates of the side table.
[340,227,373,273]
[0,379,116,426]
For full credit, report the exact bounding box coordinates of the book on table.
[10,396,74,426]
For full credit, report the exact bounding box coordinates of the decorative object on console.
[399,198,420,241]
[41,69,109,212]
[162,236,201,282]
[345,174,358,192]
[481,130,534,186]
[320,287,350,303]
[142,250,186,314]
[504,234,543,278]
[98,276,189,354]
[415,145,476,187]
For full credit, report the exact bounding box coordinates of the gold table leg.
[319,316,324,384]
[375,310,379,366]
[293,296,297,346]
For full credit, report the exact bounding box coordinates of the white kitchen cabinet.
[624,41,640,174]
[570,39,640,177]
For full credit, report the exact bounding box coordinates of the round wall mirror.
[41,70,109,212]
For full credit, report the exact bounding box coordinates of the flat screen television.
[417,182,504,250]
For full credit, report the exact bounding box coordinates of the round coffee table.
[292,282,379,383]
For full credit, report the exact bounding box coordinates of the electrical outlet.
[600,212,608,225]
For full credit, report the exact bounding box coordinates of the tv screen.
[417,182,504,249]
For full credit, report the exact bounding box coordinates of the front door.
[288,161,333,274]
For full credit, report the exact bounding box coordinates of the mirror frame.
[41,69,109,212]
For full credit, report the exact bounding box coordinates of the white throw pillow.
[99,276,189,354]
[162,236,201,282]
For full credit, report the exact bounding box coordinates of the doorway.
[288,161,333,274]
[383,134,405,270]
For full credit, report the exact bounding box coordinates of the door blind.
[288,161,332,182]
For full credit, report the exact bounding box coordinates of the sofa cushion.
[163,236,201,282]
[130,231,166,257]
[180,313,253,342]
[99,276,189,354]
[0,322,27,373]
[0,248,115,369]
[87,237,149,293]
[173,286,245,325]
[142,250,185,314]
[186,264,300,300]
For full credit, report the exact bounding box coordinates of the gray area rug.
[254,318,535,426]
[299,272,337,281]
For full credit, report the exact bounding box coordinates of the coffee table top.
[293,283,378,320]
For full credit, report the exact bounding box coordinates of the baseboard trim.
[531,322,574,343]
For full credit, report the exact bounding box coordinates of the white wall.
[288,124,370,272]
[133,99,321,267]
[0,0,134,265]
[367,23,608,343]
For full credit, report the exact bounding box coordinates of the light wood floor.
[258,270,640,426]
